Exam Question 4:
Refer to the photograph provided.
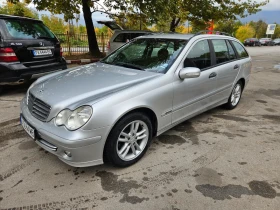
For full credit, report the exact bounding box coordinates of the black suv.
[244,38,261,47]
[0,15,67,92]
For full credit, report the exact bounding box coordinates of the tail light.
[0,48,19,62]
[107,41,110,51]
[60,47,63,57]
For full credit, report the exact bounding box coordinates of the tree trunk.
[82,0,101,57]
[169,17,181,32]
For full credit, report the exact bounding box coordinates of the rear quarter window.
[232,41,249,58]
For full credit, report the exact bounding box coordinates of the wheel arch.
[102,106,159,164]
[238,78,245,91]
[110,107,158,138]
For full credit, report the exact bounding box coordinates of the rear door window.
[212,39,233,64]
[3,19,55,39]
[232,41,249,58]
[184,40,211,70]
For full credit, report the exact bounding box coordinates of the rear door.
[1,18,60,65]
[210,39,241,100]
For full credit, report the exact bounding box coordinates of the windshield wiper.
[114,62,145,71]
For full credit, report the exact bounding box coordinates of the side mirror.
[179,67,201,79]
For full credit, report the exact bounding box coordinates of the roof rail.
[195,30,234,37]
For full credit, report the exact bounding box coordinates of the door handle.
[234,64,240,69]
[209,72,217,79]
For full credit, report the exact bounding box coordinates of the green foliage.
[0,1,38,19]
[41,15,67,33]
[114,11,149,30]
[249,20,268,38]
[236,25,256,42]
[121,0,269,32]
[215,20,243,36]
[273,24,280,39]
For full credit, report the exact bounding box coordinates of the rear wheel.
[224,81,243,110]
[104,112,153,167]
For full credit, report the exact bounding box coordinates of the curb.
[66,58,100,65]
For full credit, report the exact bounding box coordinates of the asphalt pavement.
[0,46,280,210]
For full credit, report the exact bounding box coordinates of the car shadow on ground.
[0,83,32,98]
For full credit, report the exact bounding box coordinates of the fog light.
[64,150,72,157]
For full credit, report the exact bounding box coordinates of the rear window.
[113,33,146,42]
[3,19,55,39]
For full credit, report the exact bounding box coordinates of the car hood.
[30,62,161,119]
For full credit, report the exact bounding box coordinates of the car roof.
[138,33,234,40]
[0,14,41,22]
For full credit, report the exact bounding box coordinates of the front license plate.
[21,116,35,139]
[33,49,52,56]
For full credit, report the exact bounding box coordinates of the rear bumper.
[0,58,67,85]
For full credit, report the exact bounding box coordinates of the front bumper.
[20,97,111,167]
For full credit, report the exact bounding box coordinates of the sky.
[0,0,279,25]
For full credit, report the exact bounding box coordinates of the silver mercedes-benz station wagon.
[20,32,251,167]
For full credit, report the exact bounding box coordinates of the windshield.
[101,38,188,73]
[3,19,55,39]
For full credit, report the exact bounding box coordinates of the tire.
[224,81,243,110]
[0,86,3,95]
[104,112,153,167]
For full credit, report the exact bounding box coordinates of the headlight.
[55,106,92,131]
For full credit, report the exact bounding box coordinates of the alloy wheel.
[231,83,242,106]
[116,120,149,161]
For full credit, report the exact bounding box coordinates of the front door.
[172,39,217,124]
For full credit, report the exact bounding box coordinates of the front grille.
[28,93,51,122]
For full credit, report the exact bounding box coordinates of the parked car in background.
[259,38,275,46]
[20,32,251,168]
[0,14,67,93]
[97,21,151,54]
[244,38,261,47]
[273,38,280,46]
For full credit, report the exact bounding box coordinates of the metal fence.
[55,32,111,55]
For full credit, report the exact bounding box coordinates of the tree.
[127,0,269,32]
[273,24,280,39]
[114,11,149,30]
[236,25,256,42]
[214,20,243,36]
[0,1,38,19]
[41,15,67,33]
[249,20,267,38]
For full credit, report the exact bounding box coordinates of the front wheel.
[224,81,243,110]
[104,112,153,167]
